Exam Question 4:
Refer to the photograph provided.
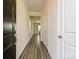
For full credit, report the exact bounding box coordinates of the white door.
[58,0,76,59]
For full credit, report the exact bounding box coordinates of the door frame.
[58,0,64,59]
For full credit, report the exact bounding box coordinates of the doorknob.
[58,35,62,38]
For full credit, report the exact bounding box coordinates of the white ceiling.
[26,0,48,12]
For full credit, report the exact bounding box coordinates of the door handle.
[58,35,62,38]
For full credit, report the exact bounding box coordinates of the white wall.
[48,1,58,59]
[41,3,48,47]
[16,0,32,59]
[41,0,58,59]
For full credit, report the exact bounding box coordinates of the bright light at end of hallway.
[38,25,41,32]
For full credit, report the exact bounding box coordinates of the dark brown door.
[3,0,16,59]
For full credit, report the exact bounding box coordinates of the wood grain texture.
[19,34,51,59]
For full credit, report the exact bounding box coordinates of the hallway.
[16,0,76,59]
[19,34,51,59]
[3,0,76,59]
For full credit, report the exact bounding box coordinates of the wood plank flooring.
[19,34,51,59]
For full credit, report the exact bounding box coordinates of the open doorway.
[33,23,40,34]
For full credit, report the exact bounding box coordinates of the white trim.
[29,12,41,16]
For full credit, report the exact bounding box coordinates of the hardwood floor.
[19,34,51,59]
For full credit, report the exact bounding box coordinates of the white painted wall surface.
[41,3,48,48]
[41,0,58,59]
[16,0,31,59]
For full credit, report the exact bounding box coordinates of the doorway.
[33,23,40,34]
